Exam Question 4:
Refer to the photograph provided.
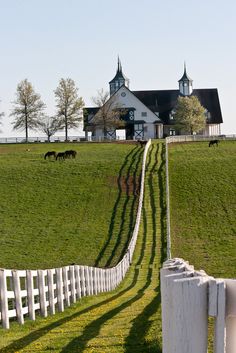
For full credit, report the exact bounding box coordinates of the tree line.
[0,78,84,142]
[0,79,207,141]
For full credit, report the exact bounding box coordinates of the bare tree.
[38,116,59,142]
[54,78,84,141]
[0,100,4,133]
[91,88,125,136]
[174,96,206,135]
[10,79,45,142]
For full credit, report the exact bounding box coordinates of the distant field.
[0,142,142,270]
[169,140,236,278]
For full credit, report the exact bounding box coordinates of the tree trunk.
[65,116,68,141]
[25,114,28,143]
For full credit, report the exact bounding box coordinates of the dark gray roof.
[133,89,223,124]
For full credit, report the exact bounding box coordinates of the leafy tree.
[91,89,125,136]
[54,78,84,141]
[174,96,206,135]
[38,116,59,142]
[10,79,45,142]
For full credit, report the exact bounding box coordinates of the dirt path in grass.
[0,142,166,353]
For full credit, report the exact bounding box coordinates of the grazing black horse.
[44,151,57,160]
[209,140,219,147]
[56,152,66,160]
[138,140,148,148]
[65,150,77,159]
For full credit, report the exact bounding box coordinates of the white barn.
[83,60,223,139]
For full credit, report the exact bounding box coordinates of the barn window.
[135,124,143,131]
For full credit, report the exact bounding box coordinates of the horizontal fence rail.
[0,140,151,329]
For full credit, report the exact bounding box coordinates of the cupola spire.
[178,62,193,96]
[109,57,129,96]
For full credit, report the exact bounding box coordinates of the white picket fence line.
[0,139,151,329]
[166,134,236,143]
[163,136,236,353]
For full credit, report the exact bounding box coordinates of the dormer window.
[169,109,175,120]
[205,110,211,121]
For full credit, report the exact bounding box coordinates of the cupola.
[178,63,193,96]
[109,57,129,96]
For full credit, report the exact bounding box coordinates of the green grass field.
[169,140,236,278]
[0,142,142,269]
[0,141,165,352]
[0,140,235,352]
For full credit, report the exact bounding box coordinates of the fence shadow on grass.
[125,143,166,353]
[60,143,164,353]
[95,145,143,268]
[0,262,141,353]
[106,146,143,267]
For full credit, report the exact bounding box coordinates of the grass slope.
[169,141,236,278]
[0,142,166,352]
[0,142,142,269]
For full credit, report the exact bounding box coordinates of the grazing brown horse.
[56,152,66,160]
[44,151,57,160]
[209,140,219,147]
[65,150,77,159]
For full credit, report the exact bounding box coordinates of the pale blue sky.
[0,0,235,136]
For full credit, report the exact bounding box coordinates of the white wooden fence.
[162,136,236,353]
[0,140,151,329]
[161,258,236,353]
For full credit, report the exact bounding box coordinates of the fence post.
[69,266,76,304]
[94,268,98,295]
[38,270,47,318]
[12,270,24,325]
[62,267,70,307]
[209,279,226,353]
[85,266,90,296]
[101,269,105,292]
[165,139,171,259]
[47,269,55,315]
[56,268,64,312]
[74,265,81,299]
[26,270,35,320]
[89,267,94,295]
[172,276,209,353]
[161,262,194,353]
[0,269,9,329]
[80,266,86,297]
[225,279,236,353]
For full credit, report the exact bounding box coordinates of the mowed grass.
[169,140,236,278]
[0,142,165,353]
[0,142,142,269]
